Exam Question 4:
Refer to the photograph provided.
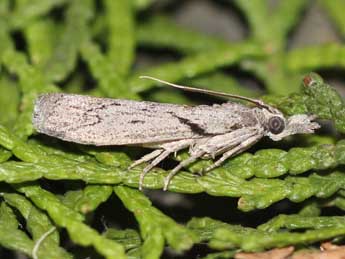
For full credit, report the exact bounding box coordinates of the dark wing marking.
[33,93,257,146]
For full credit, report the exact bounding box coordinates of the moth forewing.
[33,93,258,146]
[33,77,320,191]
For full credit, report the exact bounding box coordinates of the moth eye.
[268,116,285,134]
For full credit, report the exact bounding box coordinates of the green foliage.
[114,186,197,258]
[0,1,345,258]
[188,217,345,252]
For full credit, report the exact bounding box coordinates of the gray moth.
[32,76,320,190]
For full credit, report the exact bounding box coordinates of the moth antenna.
[140,76,277,112]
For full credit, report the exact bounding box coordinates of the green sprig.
[114,186,198,259]
[188,217,345,252]
[4,193,72,258]
[16,183,126,259]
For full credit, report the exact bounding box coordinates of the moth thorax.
[268,116,285,134]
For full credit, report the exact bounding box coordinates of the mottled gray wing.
[33,93,257,146]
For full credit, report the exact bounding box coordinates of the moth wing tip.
[32,93,61,132]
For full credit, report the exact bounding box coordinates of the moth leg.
[138,151,172,190]
[191,128,256,158]
[128,149,164,169]
[139,139,195,190]
[163,129,258,190]
[204,134,261,173]
[163,150,205,191]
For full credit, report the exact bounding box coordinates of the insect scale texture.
[32,77,320,191]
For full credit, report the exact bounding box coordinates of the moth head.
[266,113,320,141]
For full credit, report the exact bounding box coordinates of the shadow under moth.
[32,76,320,191]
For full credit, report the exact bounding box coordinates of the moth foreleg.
[204,134,261,173]
[197,128,257,158]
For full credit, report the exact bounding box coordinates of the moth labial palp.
[32,76,320,191]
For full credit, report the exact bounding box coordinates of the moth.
[32,76,320,191]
